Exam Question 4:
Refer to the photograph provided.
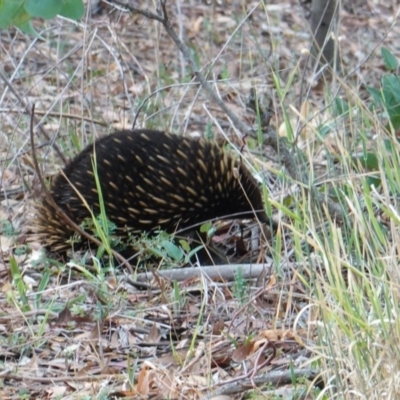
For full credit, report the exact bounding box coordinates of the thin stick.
[1,107,108,127]
[0,68,67,164]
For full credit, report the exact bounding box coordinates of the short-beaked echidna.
[34,129,267,253]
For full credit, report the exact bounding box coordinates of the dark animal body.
[34,129,267,254]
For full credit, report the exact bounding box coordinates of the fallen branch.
[204,368,321,397]
[134,261,276,283]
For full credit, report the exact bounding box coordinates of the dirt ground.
[0,1,399,398]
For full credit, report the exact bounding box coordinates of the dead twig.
[111,0,255,136]
[204,367,321,397]
[1,107,108,128]
[109,0,345,224]
[0,68,67,164]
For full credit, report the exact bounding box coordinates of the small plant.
[0,219,17,237]
[232,266,249,305]
[368,47,400,131]
[172,280,186,314]
[8,257,30,312]
[129,230,200,267]
[126,356,138,389]
[346,48,400,188]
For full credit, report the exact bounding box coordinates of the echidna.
[34,129,267,254]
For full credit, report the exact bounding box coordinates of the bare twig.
[0,371,123,383]
[204,368,321,397]
[1,107,108,128]
[0,68,67,164]
[111,0,254,136]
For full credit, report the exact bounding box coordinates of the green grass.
[272,49,400,397]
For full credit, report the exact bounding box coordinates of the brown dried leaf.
[137,365,154,396]
[212,318,225,335]
[232,341,255,363]
[188,16,203,37]
[260,329,300,343]
[89,322,104,341]
[110,330,120,349]
[54,307,73,325]
[1,168,18,189]
[48,385,68,398]
[154,371,175,397]
[146,323,161,343]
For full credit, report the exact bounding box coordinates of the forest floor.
[0,1,399,399]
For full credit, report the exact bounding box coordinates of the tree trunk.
[310,0,339,76]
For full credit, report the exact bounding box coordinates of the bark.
[310,0,339,75]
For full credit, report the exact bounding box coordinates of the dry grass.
[1,1,400,399]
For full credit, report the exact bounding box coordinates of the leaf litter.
[0,0,398,398]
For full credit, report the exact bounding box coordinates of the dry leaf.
[212,318,225,335]
[146,323,161,343]
[137,365,154,396]
[232,341,254,362]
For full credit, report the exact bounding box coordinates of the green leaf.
[353,152,379,171]
[317,123,332,137]
[381,74,400,129]
[187,245,205,261]
[161,240,184,262]
[60,0,84,20]
[366,86,382,107]
[384,138,395,151]
[366,176,381,188]
[387,115,400,131]
[200,221,213,233]
[9,256,30,312]
[382,74,400,103]
[179,239,191,253]
[18,20,39,36]
[25,0,62,20]
[333,97,349,117]
[36,269,51,307]
[381,47,398,71]
[0,0,27,28]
